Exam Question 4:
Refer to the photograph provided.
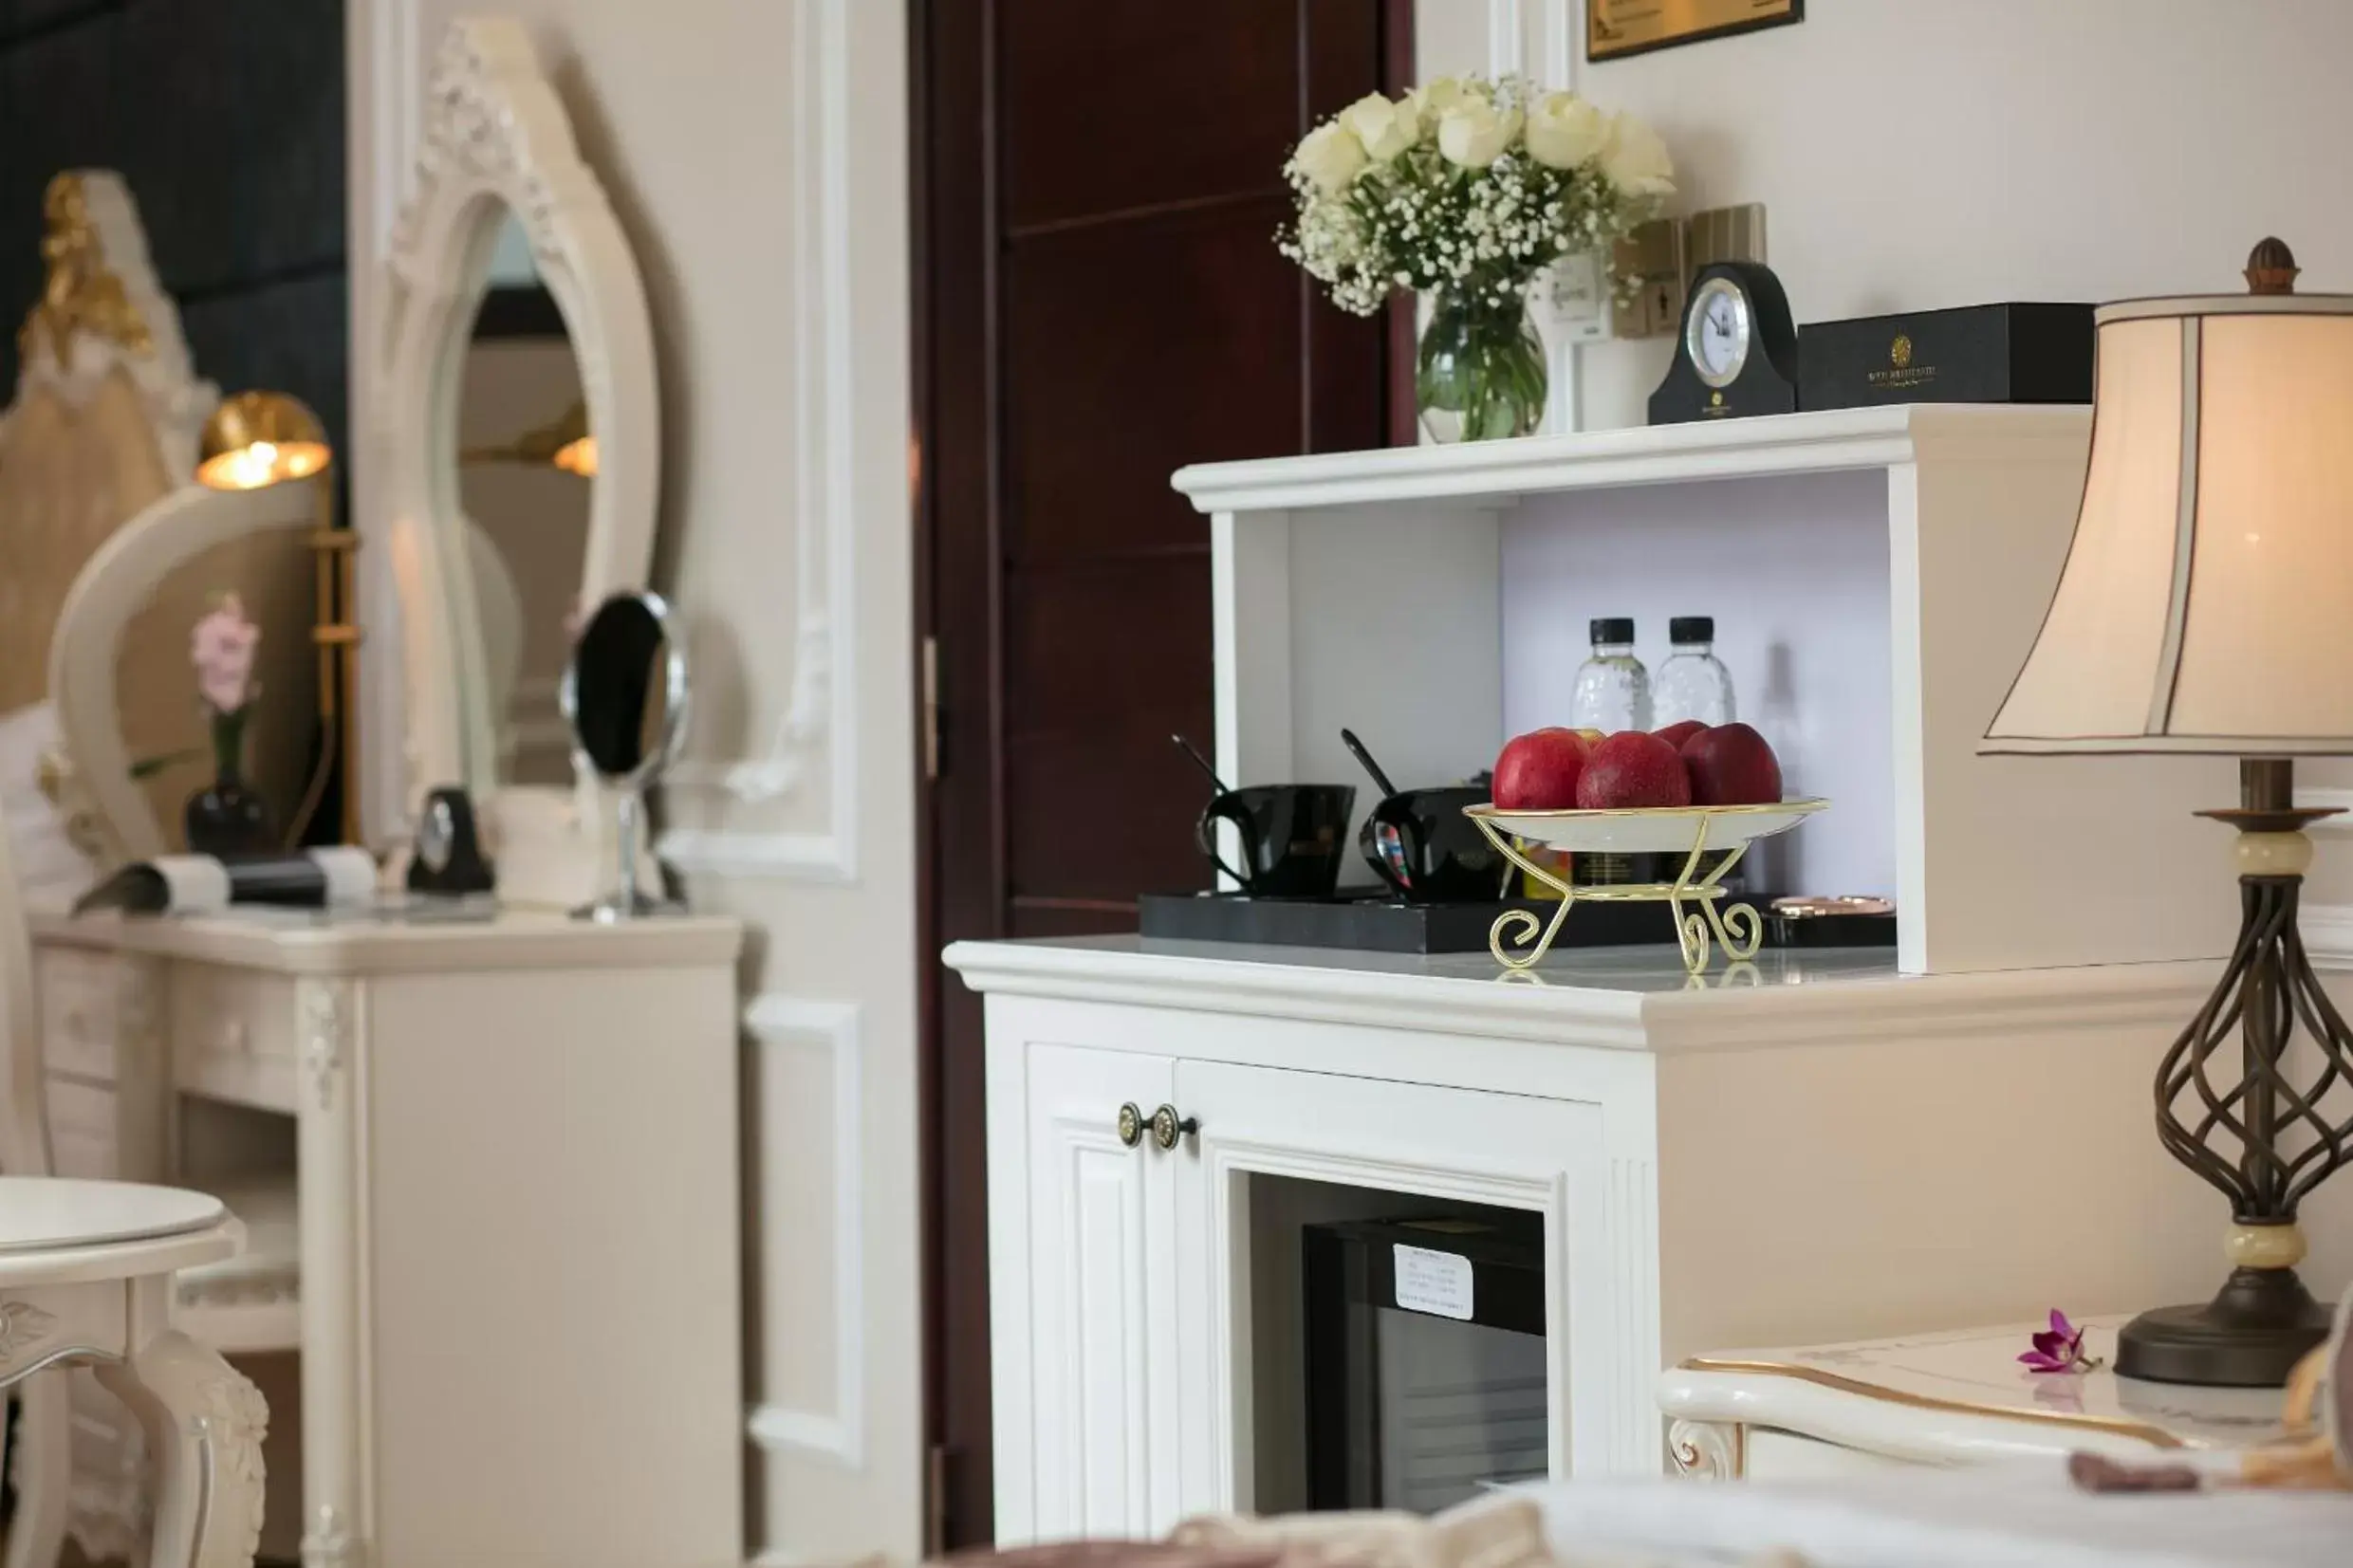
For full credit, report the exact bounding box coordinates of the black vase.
[184,769,273,860]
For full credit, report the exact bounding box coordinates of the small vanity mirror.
[560,590,686,920]
[454,209,594,789]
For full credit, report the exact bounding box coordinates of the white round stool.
[0,1176,263,1568]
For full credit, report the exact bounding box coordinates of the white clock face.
[1687,276,1751,390]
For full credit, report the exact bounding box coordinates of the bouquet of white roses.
[1280,75,1674,319]
[1280,76,1673,441]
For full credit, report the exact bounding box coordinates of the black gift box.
[1799,302,2093,411]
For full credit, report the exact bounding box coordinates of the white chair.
[0,808,268,1568]
[13,171,306,1369]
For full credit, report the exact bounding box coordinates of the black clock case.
[1648,262,1801,425]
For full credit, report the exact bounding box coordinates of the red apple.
[1575,730,1693,809]
[1680,722,1783,805]
[1492,728,1589,809]
[1653,719,1710,750]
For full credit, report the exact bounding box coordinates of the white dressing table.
[30,899,745,1568]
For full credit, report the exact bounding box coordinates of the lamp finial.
[2246,237,2300,296]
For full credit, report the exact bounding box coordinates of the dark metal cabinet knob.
[1116,1102,1144,1149]
[1150,1104,1199,1151]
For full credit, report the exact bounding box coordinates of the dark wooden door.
[912,0,1411,1547]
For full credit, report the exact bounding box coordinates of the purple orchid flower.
[2019,1309,2102,1374]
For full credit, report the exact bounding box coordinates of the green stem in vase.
[210,707,248,784]
[1417,286,1547,443]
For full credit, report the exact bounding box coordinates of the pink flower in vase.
[191,594,261,714]
[2019,1309,2102,1374]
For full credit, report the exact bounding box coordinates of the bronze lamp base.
[2122,758,2353,1387]
[2119,1259,2333,1387]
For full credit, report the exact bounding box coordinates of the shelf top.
[28,897,746,975]
[942,933,2219,1056]
[1172,403,2091,515]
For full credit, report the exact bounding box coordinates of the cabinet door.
[1021,1043,1184,1540]
[1169,1060,1621,1513]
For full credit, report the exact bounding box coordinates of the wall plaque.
[1588,0,1803,62]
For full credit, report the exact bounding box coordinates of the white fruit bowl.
[1459,798,1831,973]
[1464,798,1828,857]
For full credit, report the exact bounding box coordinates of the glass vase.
[184,708,272,859]
[1417,287,1547,443]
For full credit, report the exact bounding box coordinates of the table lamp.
[461,398,596,476]
[1983,239,2353,1386]
[196,391,361,847]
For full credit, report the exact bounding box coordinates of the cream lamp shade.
[1985,286,2353,754]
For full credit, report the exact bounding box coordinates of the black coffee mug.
[1360,784,1505,903]
[1196,784,1356,897]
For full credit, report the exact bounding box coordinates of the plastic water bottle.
[1568,618,1651,733]
[1655,617,1736,726]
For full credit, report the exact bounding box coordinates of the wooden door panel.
[1007,727,1213,917]
[918,0,1409,1545]
[1003,200,1303,563]
[999,0,1305,233]
[1003,555,1212,732]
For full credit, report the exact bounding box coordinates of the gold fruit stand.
[1464,799,1829,973]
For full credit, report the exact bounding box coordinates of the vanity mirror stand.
[560,590,688,920]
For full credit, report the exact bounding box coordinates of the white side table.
[1658,1318,2291,1481]
[0,1177,264,1568]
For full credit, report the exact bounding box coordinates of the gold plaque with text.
[1588,0,1802,62]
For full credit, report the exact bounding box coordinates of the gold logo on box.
[1868,329,1937,391]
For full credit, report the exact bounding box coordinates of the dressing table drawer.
[46,1078,118,1178]
[39,948,119,1082]
[172,966,299,1112]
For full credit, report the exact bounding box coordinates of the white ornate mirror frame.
[376,18,658,905]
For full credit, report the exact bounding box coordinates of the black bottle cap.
[1670,616,1714,645]
[1589,617,1635,645]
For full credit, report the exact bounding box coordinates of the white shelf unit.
[1175,404,2240,975]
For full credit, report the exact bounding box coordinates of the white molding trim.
[744,995,864,1467]
[2288,785,2353,964]
[658,827,855,885]
[2297,786,2353,831]
[2302,902,2353,967]
[658,0,860,884]
[351,0,424,845]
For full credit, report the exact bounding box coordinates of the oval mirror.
[452,209,592,790]
[376,18,658,912]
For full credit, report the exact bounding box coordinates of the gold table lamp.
[196,391,359,847]
[1983,239,2353,1386]
[461,397,596,476]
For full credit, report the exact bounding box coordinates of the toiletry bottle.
[1656,617,1735,726]
[1568,618,1651,733]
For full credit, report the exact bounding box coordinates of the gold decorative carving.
[17,173,153,370]
[1677,1356,2191,1448]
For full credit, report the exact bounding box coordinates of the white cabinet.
[1018,1045,1183,1540]
[990,1021,1621,1544]
[954,935,2290,1550]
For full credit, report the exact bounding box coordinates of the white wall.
[348,4,918,1562]
[1420,0,2353,430]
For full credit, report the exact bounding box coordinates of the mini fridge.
[1302,1211,1549,1514]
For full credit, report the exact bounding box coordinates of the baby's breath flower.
[1276,73,1669,319]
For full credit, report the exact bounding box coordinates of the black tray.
[1140,890,1892,955]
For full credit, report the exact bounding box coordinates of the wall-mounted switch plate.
[1613,217,1686,339]
[1537,250,1611,343]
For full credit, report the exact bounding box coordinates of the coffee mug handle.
[1364,801,1419,898]
[1195,797,1258,891]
